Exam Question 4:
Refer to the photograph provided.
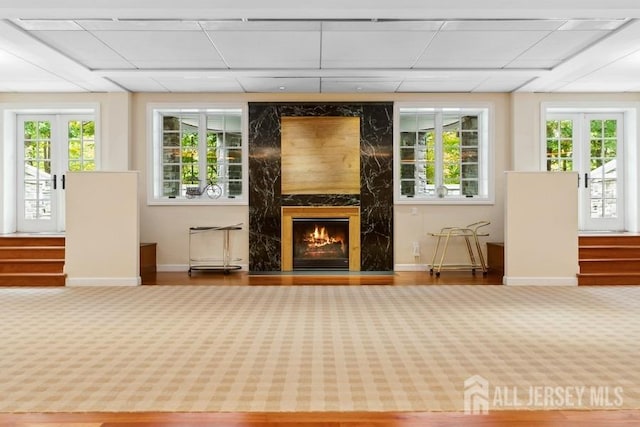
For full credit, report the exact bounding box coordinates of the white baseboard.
[66,277,141,286]
[394,263,428,271]
[157,264,189,272]
[503,276,578,286]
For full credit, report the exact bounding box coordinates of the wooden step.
[0,246,64,260]
[0,235,67,286]
[578,273,640,286]
[579,245,640,259]
[0,259,64,274]
[0,273,66,286]
[579,258,640,274]
[0,236,65,247]
[579,234,640,246]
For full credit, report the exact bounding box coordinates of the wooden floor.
[4,270,637,426]
[144,270,504,286]
[0,410,638,426]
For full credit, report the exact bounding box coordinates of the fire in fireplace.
[292,218,349,270]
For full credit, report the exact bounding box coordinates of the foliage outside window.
[396,106,490,202]
[151,107,245,204]
[68,120,96,171]
[546,118,618,173]
[545,114,620,219]
[23,120,95,174]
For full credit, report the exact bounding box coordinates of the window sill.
[147,198,248,206]
[395,197,494,205]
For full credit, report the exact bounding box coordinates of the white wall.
[511,92,640,171]
[65,171,140,286]
[0,92,131,234]
[2,91,639,271]
[132,92,510,270]
[511,92,640,233]
[504,171,579,286]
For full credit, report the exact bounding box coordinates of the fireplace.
[281,206,360,271]
[292,218,349,270]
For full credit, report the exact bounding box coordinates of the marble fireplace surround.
[248,102,394,272]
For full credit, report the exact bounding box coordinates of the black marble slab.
[249,102,394,271]
[281,194,360,206]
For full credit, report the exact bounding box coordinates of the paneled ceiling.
[1,1,640,93]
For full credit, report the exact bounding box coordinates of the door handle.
[53,174,57,190]
[584,173,588,188]
[62,174,66,190]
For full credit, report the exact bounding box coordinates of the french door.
[17,115,96,232]
[546,113,624,231]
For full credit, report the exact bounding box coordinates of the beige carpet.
[0,285,638,413]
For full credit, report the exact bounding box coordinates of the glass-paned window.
[68,120,96,172]
[546,118,574,172]
[151,106,246,203]
[397,106,490,202]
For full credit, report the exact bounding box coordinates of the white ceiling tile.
[92,30,227,68]
[556,80,639,92]
[0,52,57,79]
[108,76,169,92]
[4,80,87,92]
[13,19,83,31]
[505,59,563,68]
[208,30,320,68]
[79,19,202,31]
[322,30,436,68]
[397,79,482,92]
[237,77,320,92]
[320,78,401,92]
[0,14,639,93]
[558,19,627,31]
[441,20,564,31]
[508,30,609,67]
[201,21,321,31]
[472,77,535,92]
[30,30,134,68]
[154,77,244,92]
[415,30,549,68]
[322,21,443,31]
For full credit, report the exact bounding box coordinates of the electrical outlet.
[412,241,420,256]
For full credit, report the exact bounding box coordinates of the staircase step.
[0,247,65,260]
[578,273,640,286]
[579,258,640,274]
[579,245,640,259]
[0,273,66,286]
[579,235,640,246]
[0,259,64,274]
[0,236,65,247]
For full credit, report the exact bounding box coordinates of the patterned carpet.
[0,285,638,413]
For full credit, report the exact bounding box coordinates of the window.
[148,105,247,204]
[395,105,491,203]
[542,106,627,231]
[67,120,96,172]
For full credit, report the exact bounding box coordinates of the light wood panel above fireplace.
[281,116,360,195]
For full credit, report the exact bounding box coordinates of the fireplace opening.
[292,218,349,270]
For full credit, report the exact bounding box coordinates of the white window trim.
[146,102,249,206]
[540,101,640,232]
[394,101,495,205]
[0,103,100,234]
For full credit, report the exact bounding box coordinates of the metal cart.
[188,224,242,275]
[428,220,490,277]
